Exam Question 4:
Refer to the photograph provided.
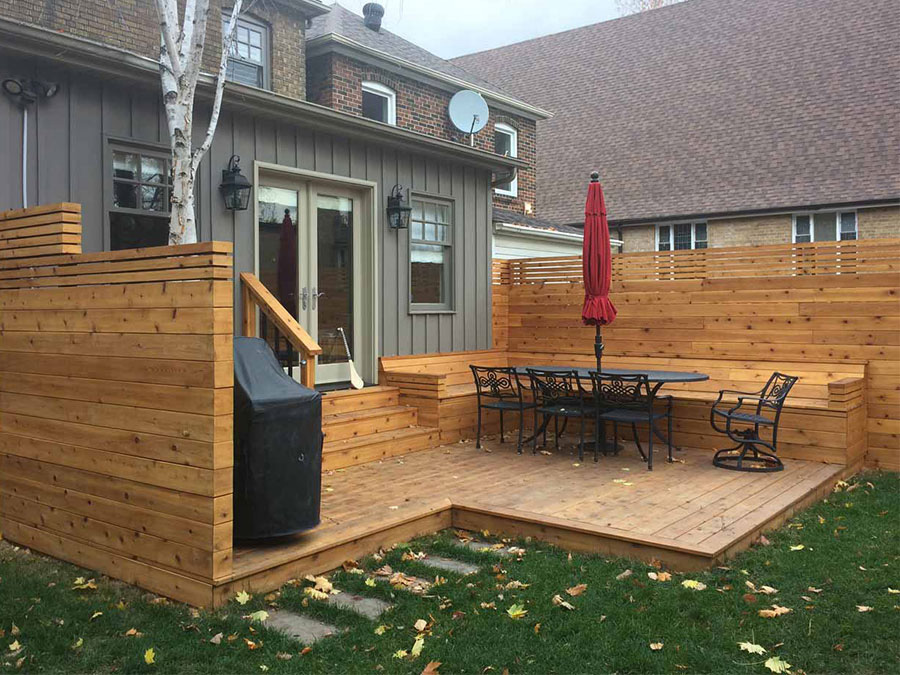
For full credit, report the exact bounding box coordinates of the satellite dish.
[449,90,489,146]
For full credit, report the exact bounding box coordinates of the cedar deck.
[216,438,849,604]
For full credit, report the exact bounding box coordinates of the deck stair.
[321,386,439,469]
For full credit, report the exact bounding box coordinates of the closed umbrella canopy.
[582,172,617,369]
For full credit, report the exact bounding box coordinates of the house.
[304,3,575,258]
[0,0,545,387]
[452,0,900,252]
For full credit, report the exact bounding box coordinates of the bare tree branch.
[155,0,183,80]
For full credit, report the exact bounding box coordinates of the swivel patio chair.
[470,365,534,454]
[526,368,594,460]
[590,372,672,470]
[710,372,798,472]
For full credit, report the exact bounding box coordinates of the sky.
[324,0,622,59]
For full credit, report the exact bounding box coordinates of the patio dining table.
[513,366,710,449]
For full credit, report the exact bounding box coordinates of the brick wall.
[858,205,900,238]
[620,206,899,252]
[307,52,536,215]
[0,0,308,100]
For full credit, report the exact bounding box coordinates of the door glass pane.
[257,186,299,319]
[813,212,837,242]
[317,194,353,366]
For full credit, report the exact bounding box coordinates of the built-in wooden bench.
[382,350,867,465]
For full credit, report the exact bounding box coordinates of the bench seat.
[381,350,867,465]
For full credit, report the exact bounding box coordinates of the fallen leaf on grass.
[209,633,223,645]
[303,587,329,601]
[551,594,575,611]
[72,577,97,591]
[144,648,156,665]
[616,569,633,581]
[305,575,338,594]
[411,635,425,657]
[480,602,496,610]
[8,640,22,653]
[124,628,143,638]
[234,590,251,605]
[533,623,541,634]
[649,642,664,651]
[506,603,528,619]
[300,647,312,656]
[789,545,805,551]
[244,638,261,650]
[365,578,377,587]
[759,585,779,595]
[681,580,707,591]
[647,572,672,582]
[738,641,767,655]
[856,605,873,612]
[245,610,269,623]
[759,605,792,618]
[10,625,19,637]
[421,661,441,675]
[764,656,792,673]
[566,583,587,597]
[276,652,292,661]
[414,619,428,632]
[259,666,269,672]
[807,587,823,594]
[393,650,408,659]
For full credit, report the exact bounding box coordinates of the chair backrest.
[758,372,799,413]
[470,365,522,401]
[526,368,585,405]
[589,372,652,412]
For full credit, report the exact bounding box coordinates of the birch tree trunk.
[156,0,243,245]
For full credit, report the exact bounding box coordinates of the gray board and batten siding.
[0,53,494,357]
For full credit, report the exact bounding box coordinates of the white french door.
[256,176,364,386]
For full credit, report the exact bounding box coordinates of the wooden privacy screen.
[0,203,234,606]
[492,239,900,470]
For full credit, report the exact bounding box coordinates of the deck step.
[323,426,439,470]
[321,386,399,416]
[323,405,418,442]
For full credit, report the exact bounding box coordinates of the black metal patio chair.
[709,372,798,472]
[589,372,672,470]
[470,365,535,454]
[526,368,594,460]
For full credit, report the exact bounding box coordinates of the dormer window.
[361,81,396,125]
[225,14,270,89]
[494,123,518,196]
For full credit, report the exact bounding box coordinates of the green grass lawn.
[1,471,898,674]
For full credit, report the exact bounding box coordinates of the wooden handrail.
[240,272,321,389]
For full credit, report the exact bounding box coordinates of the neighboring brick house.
[304,3,576,258]
[453,0,900,252]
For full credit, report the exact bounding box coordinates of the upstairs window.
[657,222,707,251]
[109,145,172,250]
[494,123,518,196]
[225,14,269,88]
[361,81,396,125]
[793,211,857,243]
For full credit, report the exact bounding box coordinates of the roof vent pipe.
[362,3,384,31]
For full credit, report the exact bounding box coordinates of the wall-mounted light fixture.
[220,155,252,211]
[386,184,411,230]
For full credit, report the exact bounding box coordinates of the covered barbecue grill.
[233,337,322,539]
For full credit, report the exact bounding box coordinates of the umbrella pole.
[594,325,604,372]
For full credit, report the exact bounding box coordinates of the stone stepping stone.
[455,540,516,556]
[417,555,479,576]
[325,591,392,620]
[264,610,340,644]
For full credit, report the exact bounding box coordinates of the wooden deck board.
[227,438,845,594]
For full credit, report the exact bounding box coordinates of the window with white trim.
[410,197,453,311]
[793,211,857,243]
[361,81,396,125]
[493,123,518,196]
[225,14,270,88]
[109,144,172,251]
[656,222,707,251]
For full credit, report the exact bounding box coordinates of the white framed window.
[793,210,857,243]
[493,123,518,197]
[361,81,396,125]
[656,222,708,251]
[108,142,173,251]
[225,14,270,89]
[409,197,454,312]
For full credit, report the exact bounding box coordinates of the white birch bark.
[155,0,243,245]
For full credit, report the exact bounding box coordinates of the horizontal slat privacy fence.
[0,203,234,606]
[493,240,900,470]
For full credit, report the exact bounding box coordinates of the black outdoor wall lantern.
[386,183,412,229]
[220,155,252,211]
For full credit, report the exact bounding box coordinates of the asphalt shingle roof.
[308,3,530,107]
[452,0,900,225]
[493,208,583,236]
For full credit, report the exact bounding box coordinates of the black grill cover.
[233,337,322,540]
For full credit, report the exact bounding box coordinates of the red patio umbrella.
[582,171,617,371]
